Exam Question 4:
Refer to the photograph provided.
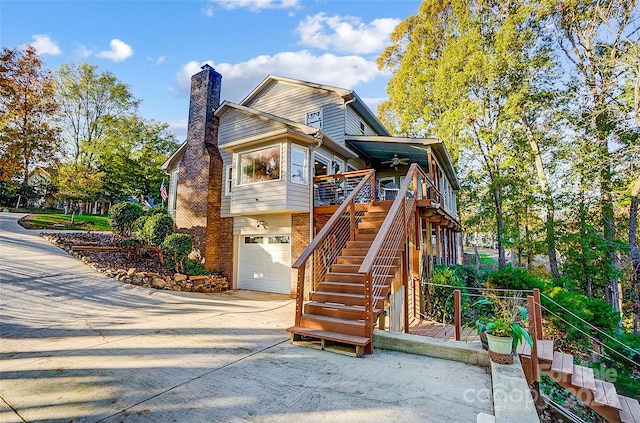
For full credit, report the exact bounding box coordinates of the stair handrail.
[292,169,376,327]
[358,164,432,337]
[539,293,640,368]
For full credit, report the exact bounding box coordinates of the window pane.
[268,236,290,244]
[244,236,264,244]
[291,145,307,184]
[239,145,280,184]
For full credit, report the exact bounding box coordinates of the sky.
[1,0,423,140]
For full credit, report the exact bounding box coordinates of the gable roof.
[216,101,358,159]
[241,75,391,137]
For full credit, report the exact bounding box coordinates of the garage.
[238,235,291,294]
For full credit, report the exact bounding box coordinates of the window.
[359,121,365,135]
[244,236,264,244]
[291,144,308,184]
[306,110,323,129]
[239,145,281,185]
[268,236,290,244]
[314,152,331,176]
[333,156,345,174]
[225,165,233,196]
[168,169,179,214]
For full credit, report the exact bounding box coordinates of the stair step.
[516,339,554,362]
[304,301,380,320]
[358,221,385,229]
[592,379,622,410]
[310,291,385,307]
[341,248,370,256]
[286,326,371,358]
[346,240,374,249]
[324,272,365,283]
[356,227,378,234]
[571,365,596,391]
[337,256,365,264]
[331,263,361,273]
[551,351,574,376]
[355,233,376,241]
[317,281,365,294]
[300,313,367,337]
[619,395,640,423]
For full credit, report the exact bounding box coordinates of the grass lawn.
[18,212,111,231]
[479,253,499,266]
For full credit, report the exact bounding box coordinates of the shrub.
[183,260,209,276]
[141,213,174,246]
[146,206,168,216]
[116,237,146,259]
[134,215,148,232]
[485,266,546,291]
[162,233,193,273]
[427,265,468,322]
[108,202,143,236]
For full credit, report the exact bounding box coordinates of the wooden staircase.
[517,339,640,423]
[287,202,398,357]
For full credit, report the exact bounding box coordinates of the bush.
[116,237,146,259]
[485,266,546,291]
[162,233,193,273]
[134,215,148,232]
[146,206,168,216]
[183,260,209,276]
[108,202,143,236]
[427,265,468,322]
[141,213,174,246]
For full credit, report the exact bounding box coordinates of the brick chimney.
[175,65,222,257]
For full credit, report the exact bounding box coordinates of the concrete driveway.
[0,213,492,422]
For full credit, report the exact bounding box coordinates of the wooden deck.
[408,318,481,343]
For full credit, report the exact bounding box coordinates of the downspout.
[309,131,324,243]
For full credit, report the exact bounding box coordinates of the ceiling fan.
[381,154,410,168]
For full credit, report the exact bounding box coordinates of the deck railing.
[292,169,376,326]
[359,164,433,338]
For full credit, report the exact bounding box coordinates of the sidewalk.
[1,213,492,422]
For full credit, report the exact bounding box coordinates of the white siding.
[245,81,346,146]
[346,107,377,136]
[218,108,283,145]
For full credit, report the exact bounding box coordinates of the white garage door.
[238,235,291,294]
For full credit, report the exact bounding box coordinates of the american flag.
[160,179,168,201]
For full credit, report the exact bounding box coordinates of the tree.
[98,116,179,203]
[378,0,554,268]
[0,46,60,184]
[549,0,638,312]
[55,62,139,166]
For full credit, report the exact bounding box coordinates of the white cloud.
[202,5,215,17]
[361,97,386,115]
[296,13,400,55]
[96,39,133,62]
[23,34,61,56]
[174,51,384,101]
[208,0,300,12]
[74,44,93,58]
[168,118,188,140]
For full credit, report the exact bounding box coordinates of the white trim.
[290,144,308,185]
[225,164,233,196]
[237,143,282,186]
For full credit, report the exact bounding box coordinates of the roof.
[345,135,460,190]
[216,102,358,159]
[241,75,391,137]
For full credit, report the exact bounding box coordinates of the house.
[163,65,461,355]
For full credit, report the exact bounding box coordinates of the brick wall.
[291,213,310,297]
[175,65,222,254]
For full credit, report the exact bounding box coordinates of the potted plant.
[465,296,533,354]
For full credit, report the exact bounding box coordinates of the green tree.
[98,115,179,203]
[0,46,60,184]
[378,0,554,268]
[55,62,139,166]
[549,0,638,314]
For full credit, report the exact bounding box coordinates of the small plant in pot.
[465,296,533,355]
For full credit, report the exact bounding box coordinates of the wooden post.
[403,249,409,333]
[454,289,461,341]
[533,288,543,340]
[349,200,356,241]
[364,271,374,354]
[294,262,305,326]
[527,295,540,386]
